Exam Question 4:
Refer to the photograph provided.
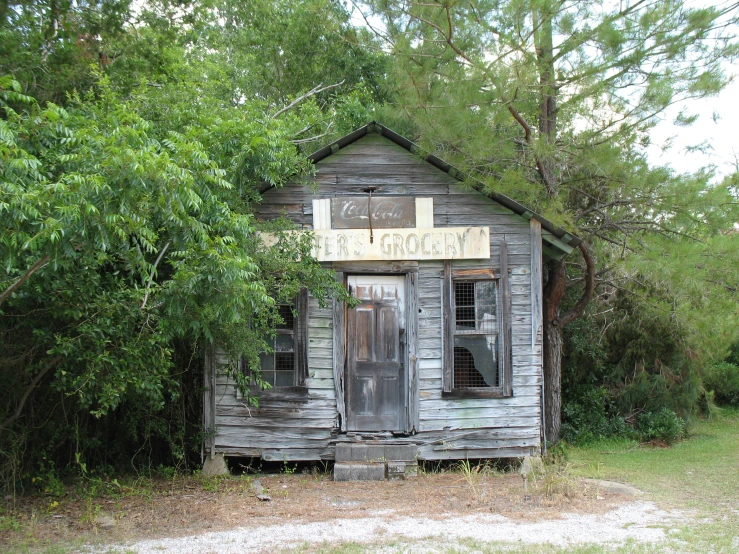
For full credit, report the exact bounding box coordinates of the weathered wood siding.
[210,132,544,460]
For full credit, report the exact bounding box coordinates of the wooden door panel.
[354,307,375,361]
[380,376,398,415]
[378,306,398,361]
[355,376,374,416]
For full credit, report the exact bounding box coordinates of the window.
[443,242,511,397]
[453,281,499,389]
[260,304,299,387]
[244,289,308,391]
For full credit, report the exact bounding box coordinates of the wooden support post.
[442,260,453,393]
[500,240,512,397]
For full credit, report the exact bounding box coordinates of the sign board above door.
[312,227,490,262]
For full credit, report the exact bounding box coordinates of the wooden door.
[346,275,405,431]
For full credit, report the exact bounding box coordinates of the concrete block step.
[333,462,386,481]
[387,461,418,481]
[335,443,418,463]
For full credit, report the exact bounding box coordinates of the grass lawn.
[565,407,739,553]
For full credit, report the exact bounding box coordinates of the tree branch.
[271,81,345,119]
[507,103,556,195]
[0,254,51,307]
[291,123,334,145]
[141,241,170,309]
[560,241,596,327]
[0,355,62,435]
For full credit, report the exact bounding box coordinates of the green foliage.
[561,387,635,445]
[0,0,387,495]
[562,387,687,446]
[561,278,701,445]
[0,71,350,491]
[635,408,686,445]
[0,0,134,104]
[703,361,739,407]
[1,0,387,493]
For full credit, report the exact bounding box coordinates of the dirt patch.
[1,470,632,552]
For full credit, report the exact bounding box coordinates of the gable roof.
[265,121,580,258]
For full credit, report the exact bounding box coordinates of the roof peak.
[308,122,579,255]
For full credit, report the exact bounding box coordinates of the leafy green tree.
[195,0,388,106]
[1,0,389,484]
[0,77,345,483]
[355,0,739,441]
[0,0,133,103]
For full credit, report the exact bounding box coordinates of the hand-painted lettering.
[457,229,469,254]
[432,234,442,255]
[353,233,365,256]
[421,233,432,255]
[406,233,419,255]
[337,234,348,256]
[393,234,405,256]
[445,232,458,257]
[265,227,489,261]
[380,233,392,255]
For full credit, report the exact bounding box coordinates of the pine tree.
[358,0,739,441]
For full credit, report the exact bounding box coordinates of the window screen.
[452,281,499,389]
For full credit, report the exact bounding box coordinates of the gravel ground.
[87,500,685,553]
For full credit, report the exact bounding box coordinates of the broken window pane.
[454,335,498,388]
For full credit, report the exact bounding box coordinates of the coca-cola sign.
[331,197,416,229]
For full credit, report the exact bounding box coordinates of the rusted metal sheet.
[331,196,416,229]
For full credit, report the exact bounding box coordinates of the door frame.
[346,274,407,433]
[332,262,419,434]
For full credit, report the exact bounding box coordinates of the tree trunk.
[542,243,595,444]
[542,256,567,443]
[543,311,564,444]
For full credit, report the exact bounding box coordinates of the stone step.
[335,443,418,463]
[333,462,386,481]
[333,443,419,481]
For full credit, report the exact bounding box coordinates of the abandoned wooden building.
[203,122,579,480]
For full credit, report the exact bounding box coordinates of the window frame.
[239,288,309,394]
[442,241,512,398]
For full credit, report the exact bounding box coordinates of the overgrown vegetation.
[1,0,739,496]
[560,276,738,446]
[0,0,382,492]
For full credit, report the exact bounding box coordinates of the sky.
[646,78,739,178]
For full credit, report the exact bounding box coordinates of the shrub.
[636,408,686,444]
[703,362,739,406]
[561,386,637,445]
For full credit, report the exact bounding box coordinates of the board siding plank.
[333,271,347,431]
[417,447,534,460]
